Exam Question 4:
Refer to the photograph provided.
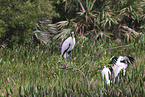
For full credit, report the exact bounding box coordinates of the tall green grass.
[0,37,144,96]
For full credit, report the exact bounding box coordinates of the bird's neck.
[72,35,75,39]
[72,36,75,43]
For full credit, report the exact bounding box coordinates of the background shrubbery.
[0,0,58,47]
[0,0,145,96]
[0,0,145,46]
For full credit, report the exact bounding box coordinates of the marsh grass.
[0,37,144,96]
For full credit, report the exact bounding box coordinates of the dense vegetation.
[0,0,145,96]
[0,38,144,96]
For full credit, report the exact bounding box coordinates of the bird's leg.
[123,68,126,76]
[62,54,67,75]
[65,53,68,67]
[70,51,72,62]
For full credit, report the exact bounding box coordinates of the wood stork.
[102,56,134,85]
[102,66,112,85]
[61,32,75,59]
[110,56,134,77]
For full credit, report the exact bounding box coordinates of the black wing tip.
[108,61,113,64]
[109,56,118,64]
[108,66,113,72]
[110,56,118,60]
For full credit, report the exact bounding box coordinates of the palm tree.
[54,0,144,42]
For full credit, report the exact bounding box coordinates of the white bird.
[102,56,134,85]
[110,56,134,77]
[102,66,112,85]
[61,32,75,59]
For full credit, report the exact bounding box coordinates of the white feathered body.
[113,56,128,77]
[61,36,75,58]
[102,56,133,85]
[102,66,111,85]
[113,63,127,77]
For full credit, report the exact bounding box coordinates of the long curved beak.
[123,56,133,66]
[128,59,132,65]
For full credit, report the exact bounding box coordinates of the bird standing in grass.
[102,56,134,85]
[102,66,112,85]
[110,56,134,77]
[61,32,75,60]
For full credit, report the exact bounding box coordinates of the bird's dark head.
[120,56,134,65]
[127,56,134,64]
[109,56,118,65]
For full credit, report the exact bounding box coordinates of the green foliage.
[0,0,145,47]
[54,0,145,43]
[34,19,58,44]
[0,0,58,47]
[0,0,144,96]
[0,35,144,96]
[0,20,7,38]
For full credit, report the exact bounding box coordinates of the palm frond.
[56,21,69,30]
[34,19,57,44]
[122,26,140,42]
[53,29,71,40]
